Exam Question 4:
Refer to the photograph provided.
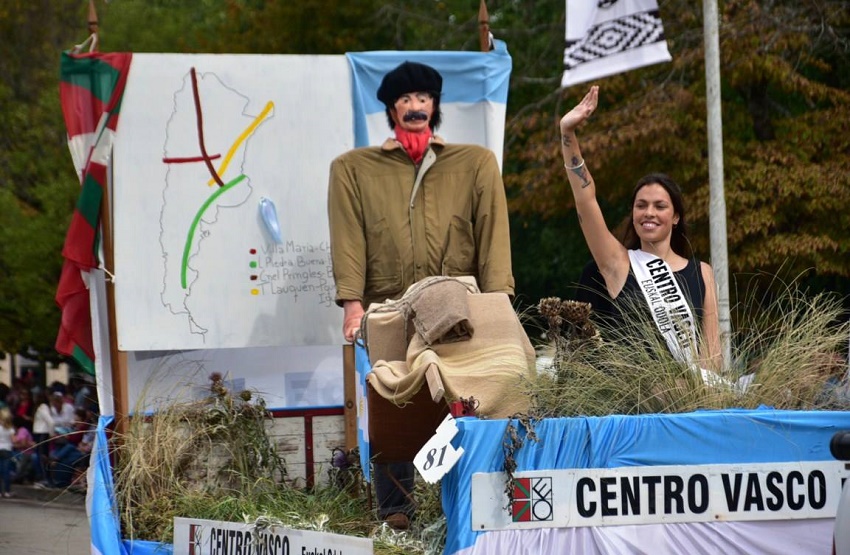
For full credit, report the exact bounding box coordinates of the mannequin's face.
[390,92,434,132]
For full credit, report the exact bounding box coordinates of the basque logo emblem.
[188,523,203,555]
[512,477,554,522]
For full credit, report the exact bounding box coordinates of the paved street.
[0,489,90,555]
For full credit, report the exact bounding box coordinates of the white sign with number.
[414,414,465,483]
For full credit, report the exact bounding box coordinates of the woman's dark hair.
[622,172,692,257]
[384,94,442,131]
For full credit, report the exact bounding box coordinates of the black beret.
[377,61,443,107]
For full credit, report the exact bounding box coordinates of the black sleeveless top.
[575,257,706,331]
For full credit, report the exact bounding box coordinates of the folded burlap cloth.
[361,276,479,366]
[368,291,536,419]
[409,278,475,345]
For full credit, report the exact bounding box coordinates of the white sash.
[627,249,698,364]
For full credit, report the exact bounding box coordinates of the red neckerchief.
[394,127,432,164]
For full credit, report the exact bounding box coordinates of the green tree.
[2,0,848,363]
[505,0,850,307]
[0,0,87,362]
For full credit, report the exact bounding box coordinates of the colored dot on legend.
[250,248,257,254]
[250,275,258,281]
[250,261,257,268]
[250,289,260,296]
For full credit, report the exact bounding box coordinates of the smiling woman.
[559,86,722,372]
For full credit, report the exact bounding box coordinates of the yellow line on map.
[207,101,275,186]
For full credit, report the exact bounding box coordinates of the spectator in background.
[11,415,37,484]
[0,408,14,497]
[0,383,9,409]
[12,386,33,431]
[68,407,94,446]
[31,390,54,486]
[49,391,75,436]
[48,380,66,397]
[19,368,37,390]
[70,408,95,491]
[46,436,86,489]
[69,374,94,410]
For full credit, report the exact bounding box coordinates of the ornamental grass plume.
[114,367,286,542]
[113,364,446,555]
[530,279,849,418]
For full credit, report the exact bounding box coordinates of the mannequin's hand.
[342,300,365,343]
[560,86,599,134]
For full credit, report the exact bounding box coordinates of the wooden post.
[103,160,129,436]
[84,0,127,434]
[343,344,357,451]
[478,0,491,52]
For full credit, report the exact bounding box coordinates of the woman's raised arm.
[559,86,628,294]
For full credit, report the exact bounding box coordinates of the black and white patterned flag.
[562,0,672,88]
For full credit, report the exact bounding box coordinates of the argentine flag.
[346,41,512,166]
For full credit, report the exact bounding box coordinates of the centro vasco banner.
[172,517,373,555]
[471,461,848,530]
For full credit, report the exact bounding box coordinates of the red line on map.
[189,67,226,188]
[162,154,221,164]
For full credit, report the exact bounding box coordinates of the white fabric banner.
[451,519,835,555]
[563,0,672,88]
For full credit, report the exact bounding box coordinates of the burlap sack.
[368,291,536,419]
[360,276,480,366]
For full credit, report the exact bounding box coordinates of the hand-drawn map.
[114,55,350,350]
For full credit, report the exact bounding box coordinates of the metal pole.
[702,0,732,367]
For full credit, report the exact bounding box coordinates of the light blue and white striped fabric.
[346,41,512,166]
[88,415,125,555]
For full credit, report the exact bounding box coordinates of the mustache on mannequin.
[402,111,429,122]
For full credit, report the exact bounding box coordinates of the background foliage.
[1,0,848,361]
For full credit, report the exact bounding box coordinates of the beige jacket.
[328,137,514,309]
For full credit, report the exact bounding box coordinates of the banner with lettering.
[172,517,372,555]
[444,409,850,555]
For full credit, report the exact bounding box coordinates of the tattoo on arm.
[561,135,571,147]
[570,165,591,188]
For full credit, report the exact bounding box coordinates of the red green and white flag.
[55,51,132,374]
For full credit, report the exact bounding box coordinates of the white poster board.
[114,54,349,351]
